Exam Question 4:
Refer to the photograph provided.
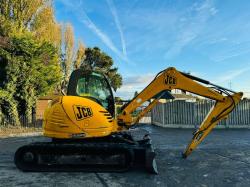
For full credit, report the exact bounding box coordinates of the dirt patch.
[0,127,42,138]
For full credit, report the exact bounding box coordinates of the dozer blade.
[14,136,158,173]
[145,148,158,174]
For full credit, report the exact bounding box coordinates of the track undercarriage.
[14,133,158,174]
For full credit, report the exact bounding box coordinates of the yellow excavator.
[14,67,243,173]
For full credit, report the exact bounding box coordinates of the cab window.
[76,73,112,110]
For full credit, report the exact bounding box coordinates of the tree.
[0,0,88,126]
[81,47,122,91]
[0,0,61,48]
[62,23,74,82]
[0,0,64,125]
[31,5,61,48]
[0,33,62,124]
[0,0,47,35]
[74,40,85,69]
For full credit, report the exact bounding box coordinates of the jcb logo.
[73,105,93,121]
[165,74,177,85]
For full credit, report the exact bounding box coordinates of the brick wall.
[36,100,51,119]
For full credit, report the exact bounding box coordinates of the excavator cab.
[67,69,115,117]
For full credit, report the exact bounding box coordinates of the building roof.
[172,93,198,99]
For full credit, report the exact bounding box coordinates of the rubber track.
[14,142,136,172]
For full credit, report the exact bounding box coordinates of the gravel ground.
[0,128,42,138]
[0,125,250,187]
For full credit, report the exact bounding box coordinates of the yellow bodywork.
[43,67,243,157]
[116,67,243,157]
[43,96,120,139]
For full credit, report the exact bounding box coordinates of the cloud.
[60,0,130,63]
[123,74,155,86]
[106,0,127,57]
[165,0,218,59]
[242,91,250,98]
[212,42,250,62]
[215,67,250,83]
[116,74,155,99]
[116,68,250,99]
[206,37,228,45]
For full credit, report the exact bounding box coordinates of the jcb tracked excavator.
[14,67,243,173]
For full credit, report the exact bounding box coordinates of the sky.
[54,0,250,99]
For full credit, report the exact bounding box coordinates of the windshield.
[76,73,112,109]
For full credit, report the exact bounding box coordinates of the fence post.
[151,108,153,124]
[194,102,198,129]
[162,103,165,126]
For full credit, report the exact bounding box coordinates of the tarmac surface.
[0,125,250,187]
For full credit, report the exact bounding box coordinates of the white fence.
[152,100,250,128]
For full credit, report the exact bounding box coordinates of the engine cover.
[43,96,116,139]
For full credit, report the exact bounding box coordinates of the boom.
[118,67,243,157]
